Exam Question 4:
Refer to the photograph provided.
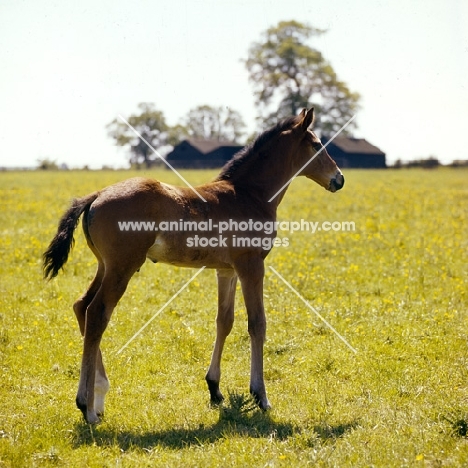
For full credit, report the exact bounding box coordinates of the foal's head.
[290,108,344,192]
[217,108,344,195]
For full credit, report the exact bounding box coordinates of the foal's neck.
[227,149,296,213]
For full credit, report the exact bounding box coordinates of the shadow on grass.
[72,392,358,451]
[442,411,468,438]
[313,421,360,442]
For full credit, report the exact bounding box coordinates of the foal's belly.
[146,235,232,269]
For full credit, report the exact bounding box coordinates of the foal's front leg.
[206,268,237,404]
[234,254,271,411]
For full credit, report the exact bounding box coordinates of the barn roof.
[324,136,385,155]
[186,139,242,154]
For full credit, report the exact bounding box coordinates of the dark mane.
[216,115,300,181]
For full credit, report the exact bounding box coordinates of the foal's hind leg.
[73,263,109,416]
[73,263,105,334]
[94,349,110,417]
[76,258,144,424]
[206,268,237,405]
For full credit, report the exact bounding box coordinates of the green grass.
[0,168,467,467]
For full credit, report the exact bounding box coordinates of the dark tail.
[43,192,99,280]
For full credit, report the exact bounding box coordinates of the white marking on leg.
[94,371,110,415]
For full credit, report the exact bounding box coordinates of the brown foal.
[43,108,344,424]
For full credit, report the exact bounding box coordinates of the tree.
[36,158,59,170]
[245,20,360,135]
[107,103,169,169]
[166,123,190,147]
[182,105,246,143]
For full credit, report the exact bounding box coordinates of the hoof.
[250,389,271,411]
[86,411,101,425]
[209,398,224,408]
[259,400,272,412]
[206,378,224,405]
[76,398,101,424]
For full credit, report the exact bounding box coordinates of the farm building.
[321,135,386,168]
[165,139,243,169]
[165,135,386,169]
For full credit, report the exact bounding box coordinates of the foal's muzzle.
[329,173,345,192]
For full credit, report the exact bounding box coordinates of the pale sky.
[0,0,467,168]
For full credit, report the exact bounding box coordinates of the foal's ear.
[301,108,315,131]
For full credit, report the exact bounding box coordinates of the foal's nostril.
[330,174,344,192]
[336,173,344,188]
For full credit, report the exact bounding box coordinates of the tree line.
[111,20,361,169]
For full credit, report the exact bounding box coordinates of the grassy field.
[0,168,467,467]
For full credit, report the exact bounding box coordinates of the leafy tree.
[36,158,59,171]
[182,105,246,142]
[166,123,190,147]
[107,103,169,169]
[245,20,360,135]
